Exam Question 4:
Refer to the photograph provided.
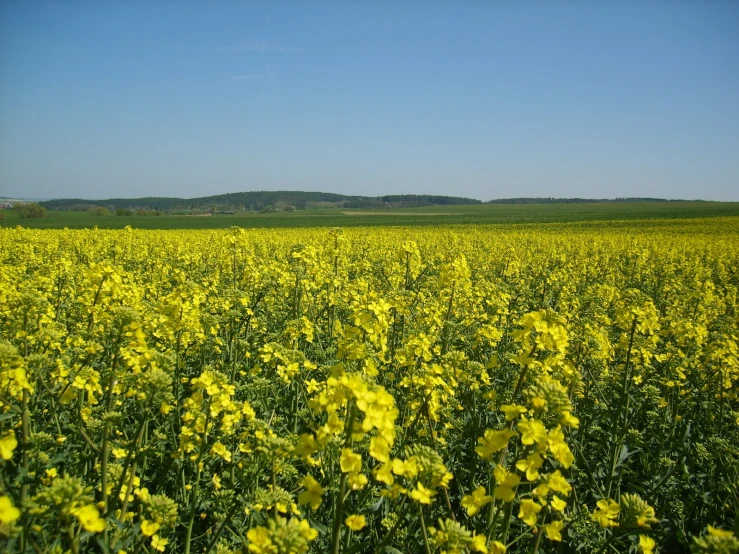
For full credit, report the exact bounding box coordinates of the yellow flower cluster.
[0,219,737,553]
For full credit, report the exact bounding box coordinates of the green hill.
[40,191,482,212]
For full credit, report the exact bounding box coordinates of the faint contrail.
[255,33,280,108]
[254,1,283,109]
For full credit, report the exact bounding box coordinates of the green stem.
[500,501,514,544]
[530,526,543,554]
[418,504,432,554]
[486,500,501,540]
[66,521,80,554]
[20,388,30,552]
[272,459,278,519]
[100,326,124,514]
[108,411,148,518]
[329,401,357,554]
[204,501,240,554]
[441,283,455,354]
[184,407,211,554]
[423,403,455,520]
[605,316,637,499]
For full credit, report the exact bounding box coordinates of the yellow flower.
[639,535,656,554]
[544,520,564,541]
[369,435,391,463]
[475,429,517,460]
[324,412,344,436]
[299,518,319,541]
[489,540,507,554]
[461,486,493,516]
[546,470,572,496]
[592,498,620,528]
[0,495,20,524]
[247,526,271,553]
[295,433,318,458]
[436,471,453,489]
[381,483,408,500]
[493,465,520,502]
[547,427,574,468]
[560,411,579,428]
[500,404,527,421]
[515,453,544,481]
[530,396,547,410]
[392,458,418,478]
[212,474,222,490]
[707,526,734,538]
[151,534,168,552]
[42,467,58,485]
[112,448,128,459]
[410,482,436,505]
[550,495,567,512]
[374,462,394,485]
[0,430,18,460]
[518,418,547,446]
[72,504,106,533]
[305,379,321,394]
[517,499,542,527]
[340,448,362,473]
[470,534,488,552]
[210,442,232,462]
[345,514,366,531]
[298,475,324,510]
[141,519,160,536]
[348,472,368,490]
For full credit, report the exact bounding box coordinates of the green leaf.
[308,517,328,535]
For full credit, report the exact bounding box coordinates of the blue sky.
[1,1,738,201]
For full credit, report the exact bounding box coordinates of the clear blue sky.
[1,1,738,201]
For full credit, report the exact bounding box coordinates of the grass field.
[2,201,739,229]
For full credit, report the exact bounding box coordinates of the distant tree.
[64,203,98,211]
[89,206,110,216]
[14,203,47,219]
[116,208,134,216]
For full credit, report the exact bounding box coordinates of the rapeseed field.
[1,219,738,553]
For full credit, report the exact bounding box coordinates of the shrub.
[13,203,47,218]
[116,208,134,216]
[89,206,110,216]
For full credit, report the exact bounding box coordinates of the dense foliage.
[13,203,47,219]
[1,219,738,554]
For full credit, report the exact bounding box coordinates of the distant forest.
[39,191,691,213]
[40,191,482,212]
